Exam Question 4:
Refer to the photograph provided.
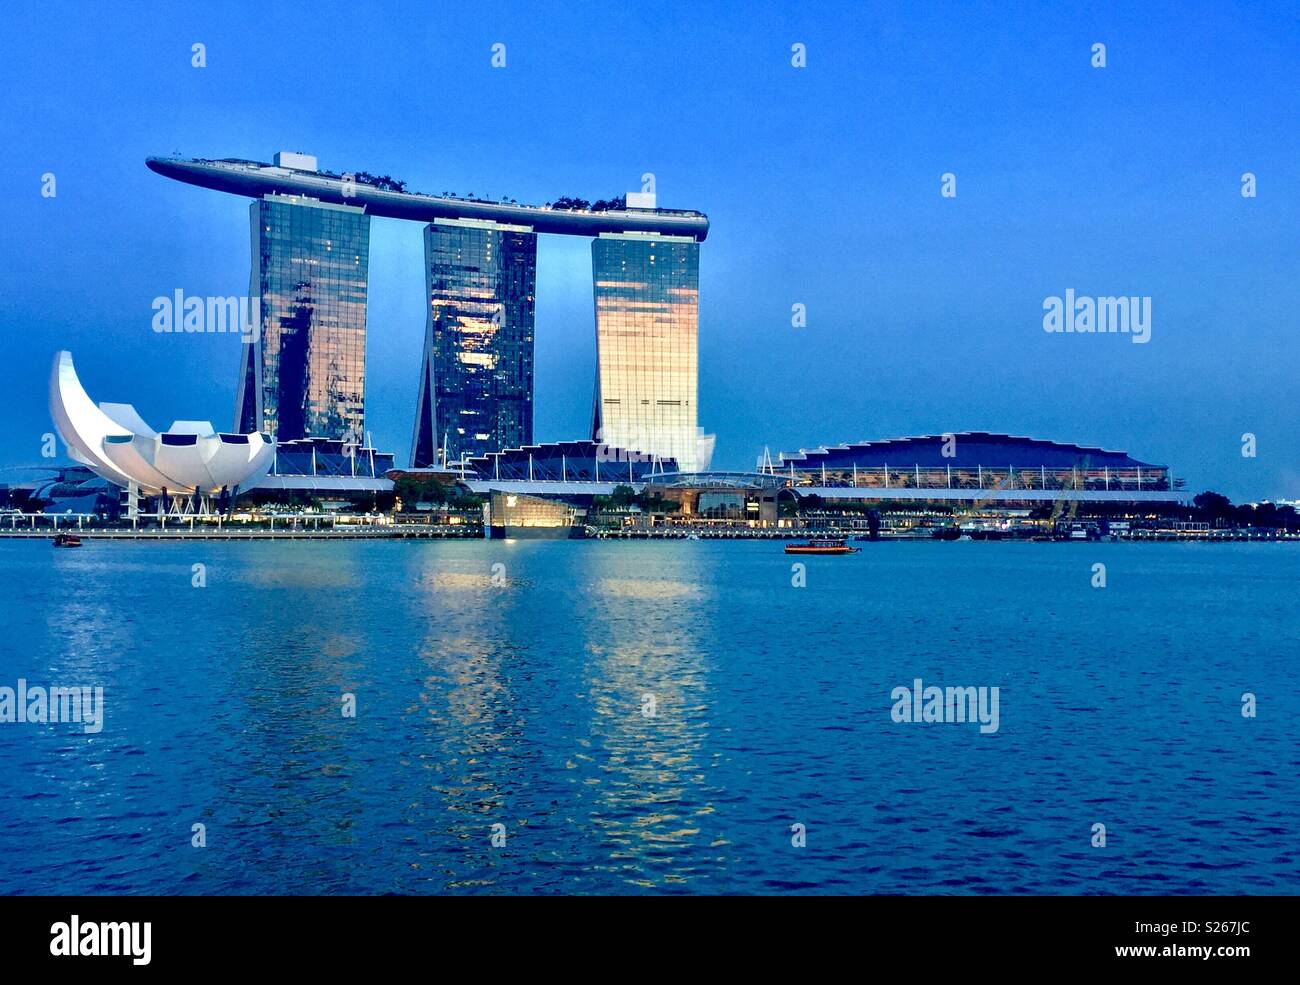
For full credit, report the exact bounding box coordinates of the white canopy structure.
[49,350,274,497]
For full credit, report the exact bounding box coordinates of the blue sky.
[1,0,1296,499]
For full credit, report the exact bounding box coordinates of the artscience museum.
[49,350,275,513]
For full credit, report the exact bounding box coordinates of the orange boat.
[52,533,83,548]
[784,537,860,556]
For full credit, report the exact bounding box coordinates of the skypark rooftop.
[146,156,710,240]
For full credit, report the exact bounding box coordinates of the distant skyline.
[2,1,1296,500]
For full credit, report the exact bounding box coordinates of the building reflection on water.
[7,540,1295,896]
[574,552,725,890]
[408,549,521,889]
[401,545,726,891]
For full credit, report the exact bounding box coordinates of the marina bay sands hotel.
[147,151,711,472]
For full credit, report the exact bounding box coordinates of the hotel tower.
[591,233,702,472]
[411,219,538,468]
[234,171,370,442]
[148,152,709,466]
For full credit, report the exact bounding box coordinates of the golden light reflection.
[403,551,519,887]
[573,547,724,890]
[580,637,720,889]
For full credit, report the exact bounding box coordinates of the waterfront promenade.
[0,527,479,540]
[1,524,1295,542]
[0,513,481,540]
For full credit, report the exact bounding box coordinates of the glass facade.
[270,438,395,478]
[591,233,701,472]
[411,219,537,467]
[235,196,370,442]
[489,491,577,531]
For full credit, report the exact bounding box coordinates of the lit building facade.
[591,233,701,472]
[487,490,582,539]
[772,432,1175,492]
[411,219,537,467]
[235,195,370,442]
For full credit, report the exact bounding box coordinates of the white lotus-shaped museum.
[49,350,275,496]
